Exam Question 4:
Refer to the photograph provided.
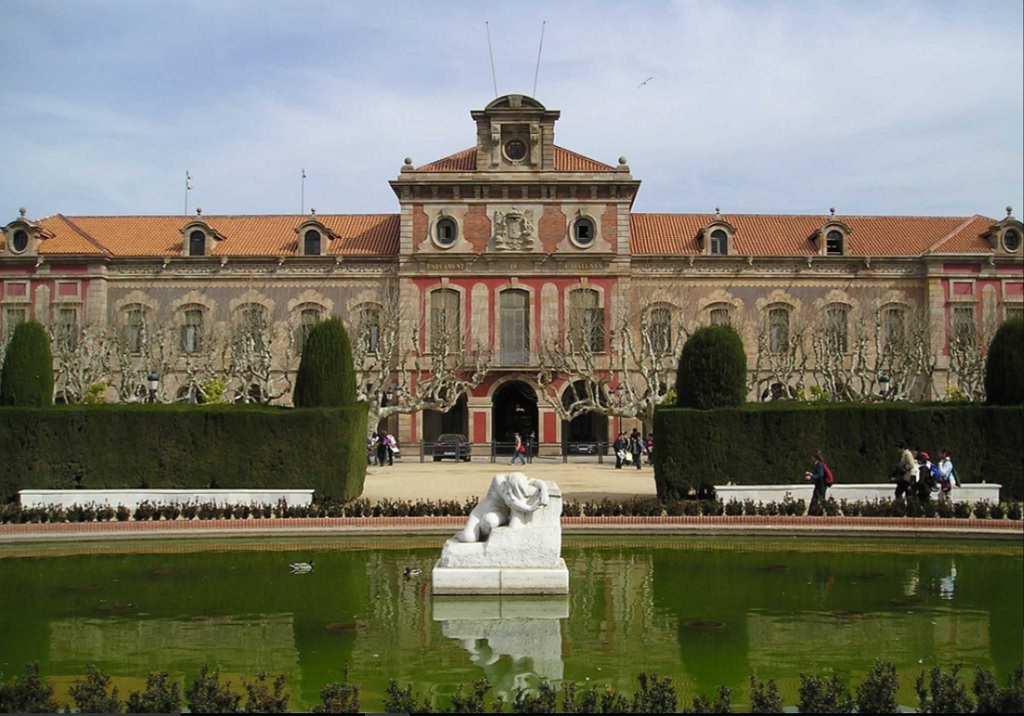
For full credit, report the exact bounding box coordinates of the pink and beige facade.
[2,95,1022,448]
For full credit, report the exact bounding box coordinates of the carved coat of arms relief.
[493,208,536,251]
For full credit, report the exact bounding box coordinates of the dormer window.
[825,230,844,256]
[571,216,596,248]
[436,217,458,247]
[188,230,206,257]
[11,229,29,254]
[710,229,728,256]
[304,230,322,256]
[815,216,852,256]
[700,216,736,256]
[294,217,335,256]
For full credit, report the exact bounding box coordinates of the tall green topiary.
[985,317,1024,405]
[293,317,357,407]
[675,324,747,409]
[0,320,54,407]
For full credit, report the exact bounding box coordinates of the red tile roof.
[630,213,998,256]
[36,214,400,258]
[28,211,999,259]
[415,146,615,172]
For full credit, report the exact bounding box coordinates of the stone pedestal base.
[432,558,569,595]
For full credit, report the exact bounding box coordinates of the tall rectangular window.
[824,305,849,353]
[358,306,379,355]
[650,307,672,354]
[882,307,905,354]
[124,306,145,354]
[569,289,604,353]
[709,306,730,327]
[499,289,530,365]
[2,307,27,344]
[56,307,79,351]
[298,306,323,354]
[239,304,267,352]
[181,307,204,354]
[430,289,461,354]
[952,306,976,347]
[768,307,789,354]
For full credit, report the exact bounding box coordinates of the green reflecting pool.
[0,536,1020,711]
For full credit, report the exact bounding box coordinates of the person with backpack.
[915,450,937,502]
[805,449,833,507]
[628,429,644,471]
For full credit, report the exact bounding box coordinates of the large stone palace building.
[2,95,1022,450]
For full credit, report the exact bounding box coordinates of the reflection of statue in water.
[456,472,549,543]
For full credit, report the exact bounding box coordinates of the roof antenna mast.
[532,20,546,98]
[486,21,498,97]
[184,171,192,216]
[301,168,306,215]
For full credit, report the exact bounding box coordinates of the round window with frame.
[1003,228,1021,253]
[11,229,30,254]
[504,139,527,161]
[571,216,596,248]
[434,217,458,248]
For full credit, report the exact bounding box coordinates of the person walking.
[805,450,831,508]
[376,431,388,467]
[629,429,644,471]
[511,431,527,466]
[937,448,956,499]
[894,440,917,499]
[613,432,627,469]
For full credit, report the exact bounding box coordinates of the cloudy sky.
[2,0,1021,220]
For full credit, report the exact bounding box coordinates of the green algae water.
[0,535,1020,711]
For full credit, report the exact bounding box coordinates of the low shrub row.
[1,496,1021,524]
[2,660,1021,713]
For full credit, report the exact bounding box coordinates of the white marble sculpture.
[432,472,569,595]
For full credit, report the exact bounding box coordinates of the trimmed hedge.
[675,324,747,409]
[0,321,54,407]
[986,317,1024,405]
[293,317,357,408]
[0,404,367,502]
[653,403,1024,501]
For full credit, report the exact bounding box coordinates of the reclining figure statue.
[454,472,550,543]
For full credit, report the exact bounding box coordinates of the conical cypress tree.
[293,317,357,407]
[675,324,748,409]
[985,317,1024,405]
[0,320,54,407]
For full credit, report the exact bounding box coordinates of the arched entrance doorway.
[491,380,538,453]
[561,379,609,450]
[422,394,469,443]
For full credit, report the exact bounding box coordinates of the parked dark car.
[433,433,472,461]
[567,441,600,455]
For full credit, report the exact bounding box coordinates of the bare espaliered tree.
[538,287,690,435]
[351,284,491,437]
[808,297,937,402]
[946,305,999,402]
[224,304,295,404]
[47,322,112,403]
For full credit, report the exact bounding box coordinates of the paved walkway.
[361,457,658,503]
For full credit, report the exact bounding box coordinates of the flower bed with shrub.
[1,495,1021,525]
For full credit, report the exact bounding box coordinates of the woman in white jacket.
[937,448,956,499]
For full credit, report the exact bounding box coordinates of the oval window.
[1004,229,1021,252]
[11,229,29,253]
[572,217,595,247]
[435,217,458,247]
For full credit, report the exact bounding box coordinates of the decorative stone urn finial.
[1008,206,1014,217]
[830,207,836,217]
[196,208,202,216]
[19,207,26,217]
